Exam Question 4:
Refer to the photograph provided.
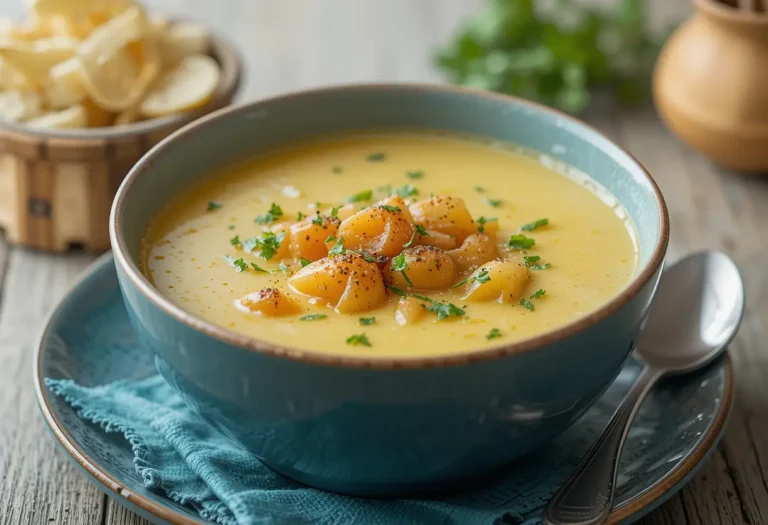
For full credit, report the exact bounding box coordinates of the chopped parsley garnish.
[508,234,535,250]
[207,201,221,211]
[325,235,336,243]
[531,263,551,271]
[486,197,502,207]
[330,206,340,217]
[224,256,248,272]
[486,328,502,340]
[521,218,549,232]
[250,262,268,272]
[332,166,343,174]
[403,231,418,249]
[278,261,289,273]
[387,285,408,297]
[406,170,424,179]
[300,314,327,321]
[328,236,345,256]
[415,224,429,236]
[519,298,535,311]
[296,211,304,221]
[476,216,497,233]
[367,152,386,162]
[392,253,413,287]
[453,268,491,288]
[345,189,374,203]
[230,235,241,246]
[346,333,372,346]
[530,289,546,299]
[379,184,393,196]
[227,224,236,230]
[426,301,466,321]
[395,184,419,198]
[380,204,401,213]
[354,250,376,263]
[473,186,485,193]
[254,203,284,224]
[359,317,376,326]
[311,214,324,226]
[300,258,311,267]
[523,255,551,270]
[243,230,286,260]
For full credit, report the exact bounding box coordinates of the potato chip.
[0,58,30,89]
[139,54,220,118]
[43,57,87,108]
[26,103,86,128]
[28,0,135,19]
[0,36,78,84]
[0,90,42,122]
[159,21,210,65]
[77,5,145,58]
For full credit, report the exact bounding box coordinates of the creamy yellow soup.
[141,132,638,357]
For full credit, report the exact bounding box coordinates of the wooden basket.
[0,34,242,252]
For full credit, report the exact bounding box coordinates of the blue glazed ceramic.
[109,84,670,496]
[35,254,731,525]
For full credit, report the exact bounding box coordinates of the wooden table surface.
[1,1,765,524]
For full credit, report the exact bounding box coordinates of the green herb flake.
[530,289,546,299]
[244,230,287,260]
[328,236,345,257]
[331,166,343,174]
[406,170,424,179]
[403,231,418,249]
[508,234,535,250]
[473,186,485,193]
[380,204,401,213]
[345,190,374,203]
[355,250,376,263]
[359,317,376,326]
[395,184,419,198]
[531,263,551,271]
[519,298,535,311]
[296,211,304,221]
[411,293,434,303]
[486,197,502,207]
[366,152,386,162]
[311,214,324,226]
[250,262,268,273]
[300,258,311,267]
[392,253,413,287]
[227,224,236,230]
[485,328,502,340]
[524,255,550,270]
[476,216,497,233]
[387,285,408,297]
[521,218,549,232]
[207,201,221,211]
[346,333,372,347]
[325,235,336,243]
[230,235,241,246]
[224,256,248,272]
[415,224,429,236]
[426,301,466,321]
[330,206,340,217]
[300,314,328,321]
[254,203,284,224]
[475,269,491,284]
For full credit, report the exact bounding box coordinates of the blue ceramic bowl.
[110,84,669,497]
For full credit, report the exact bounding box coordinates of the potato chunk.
[395,296,426,325]
[338,195,415,257]
[288,252,387,313]
[269,223,292,259]
[462,258,530,303]
[409,196,476,243]
[382,245,456,291]
[289,215,340,262]
[448,233,499,273]
[416,229,457,250]
[235,288,301,317]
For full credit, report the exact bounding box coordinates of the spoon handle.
[542,364,664,525]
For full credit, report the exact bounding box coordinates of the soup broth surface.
[142,132,638,357]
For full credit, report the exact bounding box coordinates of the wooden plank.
[0,247,103,525]
[104,499,152,525]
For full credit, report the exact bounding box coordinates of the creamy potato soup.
[141,132,638,357]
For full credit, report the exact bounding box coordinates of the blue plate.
[35,254,734,525]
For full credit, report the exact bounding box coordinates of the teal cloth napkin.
[46,375,601,525]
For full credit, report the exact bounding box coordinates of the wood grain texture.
[3,0,767,524]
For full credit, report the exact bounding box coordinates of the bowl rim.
[0,23,244,141]
[110,83,670,370]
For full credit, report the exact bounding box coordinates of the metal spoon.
[543,250,744,525]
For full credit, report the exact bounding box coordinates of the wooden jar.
[653,0,768,172]
[0,35,242,252]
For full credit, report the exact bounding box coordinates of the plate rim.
[33,252,735,525]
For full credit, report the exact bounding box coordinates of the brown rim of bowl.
[0,26,243,141]
[33,280,733,525]
[110,82,670,370]
[693,0,768,24]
